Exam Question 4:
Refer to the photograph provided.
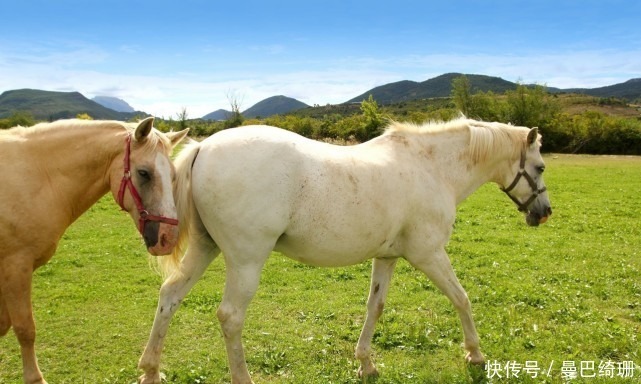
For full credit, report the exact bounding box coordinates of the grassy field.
[1,154,640,383]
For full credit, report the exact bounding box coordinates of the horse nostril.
[547,207,553,216]
[160,233,168,248]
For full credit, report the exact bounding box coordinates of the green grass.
[1,154,640,383]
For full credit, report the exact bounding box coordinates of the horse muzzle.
[525,206,552,227]
[144,221,179,256]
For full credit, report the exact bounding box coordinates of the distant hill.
[556,78,641,101]
[92,96,135,113]
[0,89,145,120]
[348,73,518,104]
[347,74,641,104]
[242,95,309,118]
[202,109,233,120]
[3,75,640,123]
[348,80,420,104]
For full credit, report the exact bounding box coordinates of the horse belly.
[274,234,396,267]
[274,199,403,268]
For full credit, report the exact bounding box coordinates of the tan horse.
[0,117,188,384]
[139,117,551,384]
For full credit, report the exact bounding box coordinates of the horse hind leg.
[139,233,220,384]
[355,257,397,379]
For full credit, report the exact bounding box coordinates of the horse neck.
[410,129,515,205]
[26,122,126,224]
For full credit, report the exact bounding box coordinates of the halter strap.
[117,134,179,234]
[501,151,547,212]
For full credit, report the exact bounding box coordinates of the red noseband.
[116,134,179,235]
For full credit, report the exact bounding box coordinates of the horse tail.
[156,139,202,280]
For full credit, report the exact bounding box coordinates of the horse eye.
[536,165,546,174]
[137,169,151,180]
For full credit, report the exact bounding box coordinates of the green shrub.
[0,111,36,129]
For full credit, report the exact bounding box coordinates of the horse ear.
[527,127,539,146]
[166,128,190,148]
[134,117,155,141]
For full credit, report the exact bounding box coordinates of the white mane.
[385,117,529,164]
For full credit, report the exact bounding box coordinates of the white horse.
[138,117,552,384]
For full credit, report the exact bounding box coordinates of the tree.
[0,111,36,129]
[451,75,506,121]
[177,107,188,130]
[469,91,506,122]
[358,95,384,141]
[451,75,472,116]
[224,91,245,129]
[224,91,244,129]
[505,84,559,128]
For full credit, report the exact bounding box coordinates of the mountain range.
[200,74,640,118]
[92,96,135,113]
[347,73,641,104]
[202,109,233,121]
[347,73,518,104]
[202,95,310,120]
[2,74,640,121]
[242,95,309,118]
[0,89,146,120]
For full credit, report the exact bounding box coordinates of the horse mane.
[384,117,529,164]
[3,119,170,153]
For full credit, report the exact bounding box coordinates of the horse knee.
[12,323,36,346]
[157,280,185,314]
[217,305,243,337]
[451,291,471,313]
[159,278,177,297]
[216,305,234,327]
[365,298,385,324]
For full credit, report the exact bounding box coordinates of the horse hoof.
[138,373,161,384]
[24,374,47,384]
[358,365,380,379]
[230,379,256,384]
[465,351,486,366]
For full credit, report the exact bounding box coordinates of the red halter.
[117,134,179,234]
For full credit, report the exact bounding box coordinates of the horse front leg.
[138,244,219,384]
[0,261,47,384]
[407,248,484,365]
[355,257,397,379]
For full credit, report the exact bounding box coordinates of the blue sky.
[1,0,639,118]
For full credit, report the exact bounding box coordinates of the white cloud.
[402,50,641,88]
[2,42,639,119]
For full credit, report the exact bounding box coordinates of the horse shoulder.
[194,128,306,230]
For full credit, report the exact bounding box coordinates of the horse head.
[501,127,552,226]
[110,117,189,255]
